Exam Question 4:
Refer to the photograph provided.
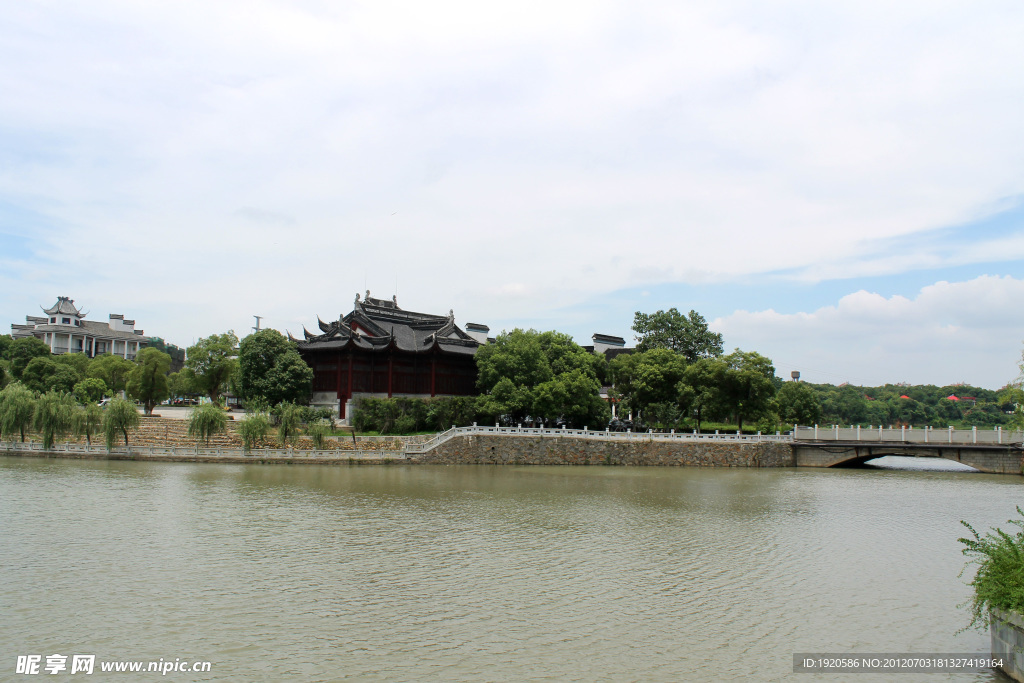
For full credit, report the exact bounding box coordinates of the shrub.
[103,398,140,450]
[959,507,1024,631]
[188,403,228,446]
[237,412,269,453]
[306,419,330,450]
[34,391,76,450]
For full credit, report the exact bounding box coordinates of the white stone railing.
[403,425,791,454]
[793,425,1024,445]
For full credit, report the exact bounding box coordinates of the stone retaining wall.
[991,609,1024,681]
[409,434,795,467]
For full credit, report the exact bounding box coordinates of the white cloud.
[1,1,1023,351]
[713,275,1024,388]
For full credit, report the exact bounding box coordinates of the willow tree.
[126,348,171,415]
[237,411,269,453]
[187,403,228,447]
[73,403,105,447]
[0,382,37,443]
[277,402,302,447]
[34,391,76,450]
[103,398,140,449]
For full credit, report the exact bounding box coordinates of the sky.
[2,1,1023,389]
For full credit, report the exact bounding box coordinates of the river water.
[1,455,1021,682]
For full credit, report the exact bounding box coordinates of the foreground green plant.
[188,403,228,447]
[73,403,104,447]
[959,507,1024,631]
[306,419,330,450]
[237,411,269,453]
[0,382,36,443]
[103,398,140,450]
[34,391,76,450]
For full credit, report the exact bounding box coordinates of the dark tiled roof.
[592,333,626,345]
[296,296,480,356]
[43,297,83,317]
[26,321,149,341]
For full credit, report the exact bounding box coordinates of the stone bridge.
[791,426,1024,474]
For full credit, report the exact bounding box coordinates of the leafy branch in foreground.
[959,506,1024,631]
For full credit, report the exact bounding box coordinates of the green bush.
[959,507,1024,630]
[352,396,481,434]
[237,411,269,453]
[188,403,228,446]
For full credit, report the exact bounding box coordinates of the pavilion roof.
[295,292,480,356]
[42,296,83,317]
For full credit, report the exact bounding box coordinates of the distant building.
[295,292,482,422]
[11,296,149,360]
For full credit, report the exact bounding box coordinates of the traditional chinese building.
[294,292,481,421]
[11,296,149,359]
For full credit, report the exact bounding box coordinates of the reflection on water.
[1,457,1020,681]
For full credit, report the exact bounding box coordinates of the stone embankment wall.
[991,609,1024,681]
[410,434,795,467]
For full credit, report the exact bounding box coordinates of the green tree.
[126,348,171,415]
[103,397,140,449]
[632,308,723,362]
[73,377,108,405]
[146,337,186,370]
[0,382,37,442]
[680,357,728,432]
[721,349,777,432]
[276,402,302,446]
[8,337,51,380]
[237,330,313,407]
[306,419,330,450]
[167,369,198,399]
[474,328,606,426]
[53,352,91,377]
[89,354,134,395]
[20,356,59,393]
[237,411,270,453]
[0,363,7,389]
[776,381,822,426]
[73,403,104,447]
[533,369,610,428]
[33,390,76,450]
[0,333,13,360]
[185,331,239,405]
[609,348,687,421]
[49,364,82,393]
[187,403,228,446]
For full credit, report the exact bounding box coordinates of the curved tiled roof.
[295,294,479,356]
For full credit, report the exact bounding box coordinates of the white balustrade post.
[948,426,953,443]
[856,425,861,440]
[925,426,929,443]
[901,425,905,441]
[973,426,977,444]
[998,426,1003,444]
[834,424,838,440]
[814,424,818,439]
[878,424,882,440]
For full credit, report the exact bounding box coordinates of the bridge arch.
[793,443,1023,475]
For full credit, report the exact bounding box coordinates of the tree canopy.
[126,348,171,415]
[632,308,723,362]
[475,329,608,427]
[185,331,238,405]
[89,354,134,394]
[236,330,312,407]
[9,337,51,380]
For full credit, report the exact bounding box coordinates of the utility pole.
[253,315,263,333]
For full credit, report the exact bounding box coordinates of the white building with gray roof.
[11,296,149,360]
